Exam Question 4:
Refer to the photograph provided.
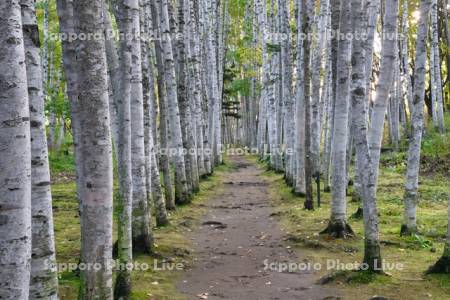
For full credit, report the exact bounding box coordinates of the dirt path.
[177,156,338,300]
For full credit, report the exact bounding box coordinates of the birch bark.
[351,0,383,271]
[150,0,177,210]
[430,0,445,133]
[159,0,191,204]
[401,0,432,236]
[294,0,306,196]
[368,0,400,183]
[310,0,330,177]
[0,1,32,298]
[322,0,354,237]
[21,0,58,297]
[73,0,114,297]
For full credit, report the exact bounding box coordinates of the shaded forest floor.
[51,132,450,299]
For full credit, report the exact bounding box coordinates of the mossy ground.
[52,155,236,299]
[50,122,450,299]
[249,145,450,300]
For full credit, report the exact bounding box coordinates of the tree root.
[114,271,131,300]
[132,235,153,255]
[400,224,418,236]
[292,189,306,198]
[320,221,355,238]
[351,207,363,219]
[427,256,450,274]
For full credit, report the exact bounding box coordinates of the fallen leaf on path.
[197,292,209,299]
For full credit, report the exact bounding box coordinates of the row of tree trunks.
[246,0,447,275]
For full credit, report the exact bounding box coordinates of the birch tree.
[302,0,314,210]
[150,0,177,210]
[128,0,153,253]
[73,0,113,297]
[294,0,306,196]
[186,0,207,178]
[22,0,58,297]
[113,0,135,296]
[177,0,200,192]
[368,0,400,183]
[203,0,223,166]
[0,1,32,298]
[430,0,445,133]
[350,0,383,272]
[280,0,294,178]
[141,0,169,226]
[159,0,191,204]
[400,0,413,117]
[322,0,354,237]
[322,0,341,193]
[310,0,330,177]
[56,0,84,227]
[142,46,170,224]
[401,0,432,236]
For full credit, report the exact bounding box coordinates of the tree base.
[156,216,170,227]
[284,176,294,187]
[292,189,306,198]
[320,221,355,238]
[304,199,314,210]
[175,194,192,206]
[132,235,153,255]
[400,224,418,236]
[273,169,285,174]
[351,207,363,219]
[363,239,383,272]
[114,271,131,300]
[427,256,450,274]
[165,203,176,211]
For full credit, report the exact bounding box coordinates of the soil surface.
[177,156,339,300]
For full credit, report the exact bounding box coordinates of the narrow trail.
[177,155,338,300]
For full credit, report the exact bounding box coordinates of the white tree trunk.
[279,0,294,179]
[401,0,432,236]
[113,0,134,296]
[351,0,383,271]
[125,0,153,253]
[310,0,330,177]
[323,0,354,237]
[159,0,191,204]
[400,0,413,118]
[203,0,223,166]
[368,0,400,184]
[430,0,445,133]
[177,0,200,192]
[322,44,334,192]
[0,1,32,298]
[294,0,306,196]
[150,0,177,210]
[73,0,114,297]
[141,0,170,226]
[21,0,58,298]
[56,0,82,190]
